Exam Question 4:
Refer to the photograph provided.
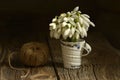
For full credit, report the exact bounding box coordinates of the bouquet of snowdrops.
[49,6,95,42]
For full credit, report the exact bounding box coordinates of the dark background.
[0,0,120,49]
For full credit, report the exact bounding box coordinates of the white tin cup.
[60,39,91,69]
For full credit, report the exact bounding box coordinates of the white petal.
[83,25,89,31]
[67,12,71,16]
[62,22,67,27]
[64,28,70,36]
[81,32,84,38]
[67,23,71,28]
[71,27,75,35]
[54,31,60,39]
[69,19,76,26]
[82,14,90,18]
[90,21,95,27]
[52,17,57,22]
[58,19,62,23]
[77,22,82,33]
[81,15,90,23]
[62,28,70,39]
[82,27,87,37]
[69,27,75,38]
[71,15,78,19]
[63,17,68,22]
[57,28,61,33]
[75,32,79,40]
[60,13,66,17]
[70,17,74,21]
[69,32,73,38]
[49,23,56,29]
[78,11,81,13]
[83,20,89,27]
[73,6,79,11]
[79,17,84,25]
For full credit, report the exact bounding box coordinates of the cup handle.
[81,42,92,56]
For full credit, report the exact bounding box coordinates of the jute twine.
[8,42,51,80]
[20,42,49,66]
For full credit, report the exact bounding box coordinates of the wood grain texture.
[0,38,57,80]
[48,32,120,80]
[93,64,120,80]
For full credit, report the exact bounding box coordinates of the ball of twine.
[19,42,49,66]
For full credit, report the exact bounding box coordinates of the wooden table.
[0,32,120,80]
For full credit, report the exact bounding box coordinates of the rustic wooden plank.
[83,32,120,64]
[48,32,120,80]
[93,64,120,80]
[1,65,16,80]
[0,37,57,80]
[55,65,96,80]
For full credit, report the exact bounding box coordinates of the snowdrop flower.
[49,6,95,41]
[49,23,56,30]
[69,27,75,38]
[81,15,90,23]
[79,17,83,25]
[73,6,79,12]
[71,27,75,35]
[75,32,79,40]
[57,28,61,33]
[63,17,69,22]
[62,22,67,27]
[54,31,61,39]
[67,23,71,28]
[52,17,57,22]
[60,13,66,17]
[67,12,71,16]
[62,28,70,39]
[81,27,87,37]
[82,14,90,18]
[89,21,95,27]
[76,22,82,33]
[69,19,76,26]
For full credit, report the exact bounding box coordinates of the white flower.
[57,28,61,33]
[79,17,84,25]
[75,32,79,40]
[49,6,95,41]
[81,15,90,23]
[67,12,71,16]
[76,22,82,33]
[62,22,67,27]
[69,19,76,26]
[67,23,71,28]
[52,17,57,22]
[90,21,95,27]
[62,28,70,39]
[54,31,61,39]
[73,6,79,11]
[60,13,66,17]
[64,28,70,36]
[49,23,56,30]
[58,18,62,23]
[69,17,74,21]
[63,17,68,22]
[82,27,87,37]
[82,14,90,18]
[71,27,75,35]
[69,27,75,38]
